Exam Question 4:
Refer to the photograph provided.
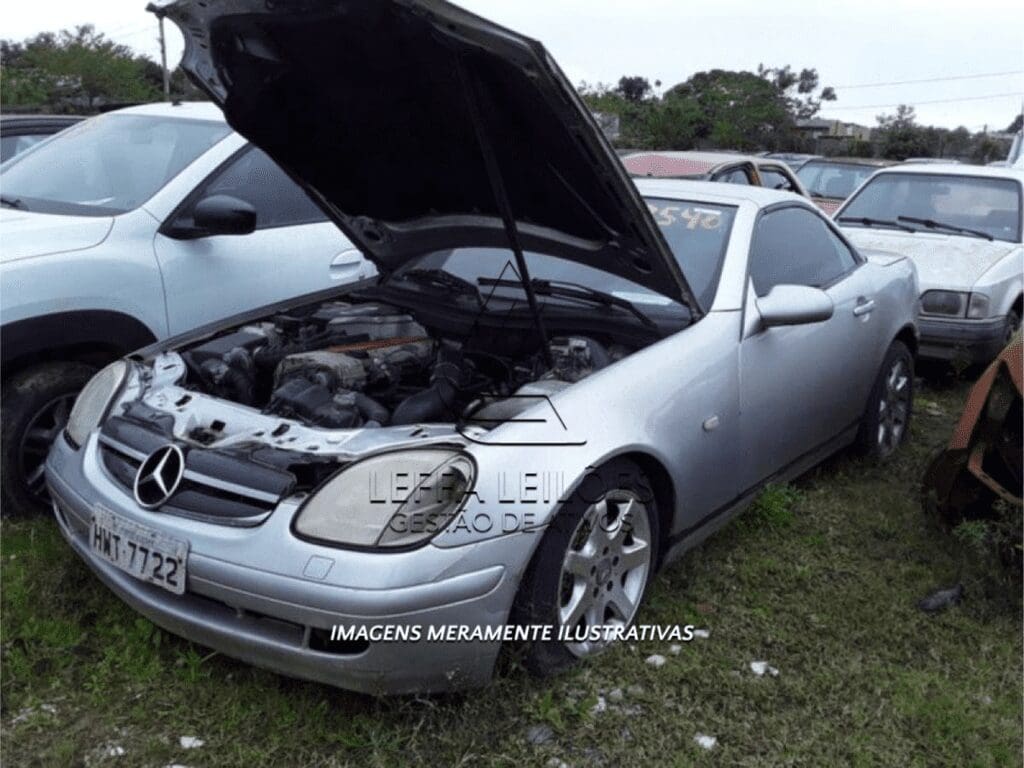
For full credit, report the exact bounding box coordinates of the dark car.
[0,114,84,162]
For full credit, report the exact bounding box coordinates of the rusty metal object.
[922,336,1023,527]
[326,336,429,353]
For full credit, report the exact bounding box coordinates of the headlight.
[294,449,475,549]
[920,290,967,317]
[966,293,991,319]
[65,361,128,448]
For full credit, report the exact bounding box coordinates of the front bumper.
[45,434,541,694]
[917,315,1009,363]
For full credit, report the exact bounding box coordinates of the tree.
[1006,114,1023,133]
[664,69,792,150]
[615,75,654,103]
[875,105,932,160]
[757,64,836,119]
[1,25,159,111]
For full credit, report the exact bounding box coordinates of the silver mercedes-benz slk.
[46,0,919,694]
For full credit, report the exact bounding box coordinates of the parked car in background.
[0,102,372,516]
[623,151,809,196]
[797,157,895,215]
[0,114,83,162]
[47,0,919,695]
[764,152,821,170]
[903,158,961,165]
[836,164,1023,363]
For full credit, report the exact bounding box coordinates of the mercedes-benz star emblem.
[133,445,185,509]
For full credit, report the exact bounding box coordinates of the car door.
[758,164,805,195]
[153,145,373,335]
[738,204,879,490]
[711,163,756,185]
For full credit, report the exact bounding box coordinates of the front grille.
[98,418,294,527]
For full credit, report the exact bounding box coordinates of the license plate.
[90,508,188,595]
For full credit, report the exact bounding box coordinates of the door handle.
[330,248,366,279]
[853,298,875,317]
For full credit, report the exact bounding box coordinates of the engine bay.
[174,299,635,435]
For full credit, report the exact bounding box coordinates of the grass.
[2,377,1021,767]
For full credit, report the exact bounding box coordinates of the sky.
[3,0,1023,132]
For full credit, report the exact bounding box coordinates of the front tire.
[511,458,660,677]
[857,341,913,460]
[1,362,97,516]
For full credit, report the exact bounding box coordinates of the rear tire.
[856,341,913,461]
[1,362,96,516]
[1004,306,1021,344]
[510,458,660,677]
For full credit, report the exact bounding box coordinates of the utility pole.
[146,3,171,101]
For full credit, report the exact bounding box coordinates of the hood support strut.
[457,57,554,368]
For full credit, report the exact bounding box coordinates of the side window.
[187,146,327,230]
[714,167,752,185]
[749,207,858,297]
[760,167,796,192]
[0,133,46,162]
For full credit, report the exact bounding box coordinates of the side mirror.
[756,284,834,328]
[191,194,257,237]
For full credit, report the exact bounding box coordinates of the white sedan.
[835,164,1023,363]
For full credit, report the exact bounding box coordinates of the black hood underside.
[158,0,700,312]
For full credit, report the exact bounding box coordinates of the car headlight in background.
[966,293,991,319]
[294,449,476,549]
[65,361,128,448]
[920,290,967,317]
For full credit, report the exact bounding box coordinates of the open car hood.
[156,0,700,313]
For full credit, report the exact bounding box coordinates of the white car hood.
[0,208,114,263]
[843,228,1019,292]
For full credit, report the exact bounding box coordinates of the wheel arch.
[1,310,159,377]
[894,323,918,359]
[612,450,678,571]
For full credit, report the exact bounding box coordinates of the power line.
[826,92,1024,111]
[835,69,1024,89]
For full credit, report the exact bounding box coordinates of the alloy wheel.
[557,489,652,657]
[877,358,910,457]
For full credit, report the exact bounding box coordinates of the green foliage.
[584,64,834,152]
[1,25,159,111]
[952,499,1023,586]
[746,483,802,530]
[664,69,793,151]
[757,63,836,120]
[876,105,932,160]
[846,138,875,158]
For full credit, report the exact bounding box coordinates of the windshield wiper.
[837,215,916,233]
[0,195,25,210]
[896,215,994,242]
[394,268,482,305]
[478,277,658,329]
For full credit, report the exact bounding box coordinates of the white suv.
[0,101,372,515]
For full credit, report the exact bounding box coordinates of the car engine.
[179,300,622,431]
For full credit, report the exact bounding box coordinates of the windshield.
[647,198,737,308]
[840,173,1022,243]
[389,197,737,312]
[798,161,876,200]
[0,114,231,216]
